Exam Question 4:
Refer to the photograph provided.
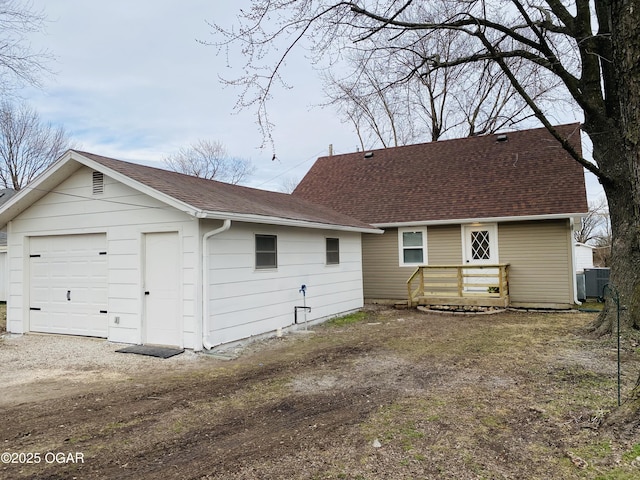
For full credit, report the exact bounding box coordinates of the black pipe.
[294,306,312,324]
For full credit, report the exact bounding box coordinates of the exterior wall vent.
[92,171,104,195]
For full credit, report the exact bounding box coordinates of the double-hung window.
[255,234,277,269]
[398,228,428,266]
[326,237,340,265]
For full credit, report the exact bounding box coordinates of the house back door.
[463,225,499,292]
[143,232,181,347]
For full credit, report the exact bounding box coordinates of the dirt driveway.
[1,307,639,479]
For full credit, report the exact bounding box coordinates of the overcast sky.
[20,0,355,192]
[20,0,603,200]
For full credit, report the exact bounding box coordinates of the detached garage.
[0,150,380,350]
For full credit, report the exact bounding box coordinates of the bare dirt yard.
[1,305,639,479]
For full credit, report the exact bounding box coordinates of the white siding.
[0,249,6,302]
[575,243,595,272]
[205,222,363,346]
[6,166,201,348]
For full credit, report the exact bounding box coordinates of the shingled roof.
[72,151,377,232]
[293,124,588,225]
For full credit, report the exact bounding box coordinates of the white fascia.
[199,210,383,234]
[373,213,587,228]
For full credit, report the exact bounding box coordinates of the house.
[293,124,589,309]
[575,242,595,272]
[0,188,16,301]
[0,150,381,349]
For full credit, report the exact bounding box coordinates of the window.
[255,234,277,269]
[398,228,427,266]
[326,237,340,265]
[470,230,491,260]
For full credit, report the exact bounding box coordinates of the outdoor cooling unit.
[584,268,610,299]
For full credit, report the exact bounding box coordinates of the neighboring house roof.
[0,189,16,246]
[0,189,16,205]
[0,150,380,234]
[293,124,588,226]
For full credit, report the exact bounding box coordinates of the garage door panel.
[29,234,108,338]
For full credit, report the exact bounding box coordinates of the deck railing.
[407,264,510,308]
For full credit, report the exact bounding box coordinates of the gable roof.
[0,150,380,233]
[293,124,588,226]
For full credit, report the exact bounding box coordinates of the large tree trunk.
[590,1,640,425]
[588,0,640,336]
[586,123,640,334]
[591,170,640,335]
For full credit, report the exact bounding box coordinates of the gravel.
[0,332,206,391]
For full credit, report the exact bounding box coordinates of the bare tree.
[212,1,640,420]
[0,0,51,95]
[575,197,609,245]
[322,24,543,149]
[212,1,640,339]
[278,176,300,194]
[0,101,69,190]
[164,140,254,185]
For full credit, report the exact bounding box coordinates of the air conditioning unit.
[584,268,610,299]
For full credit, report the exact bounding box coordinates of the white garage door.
[29,234,108,337]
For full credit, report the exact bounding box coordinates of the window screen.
[326,237,340,264]
[402,231,424,264]
[255,234,277,268]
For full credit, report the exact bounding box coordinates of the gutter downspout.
[570,218,582,305]
[202,219,231,350]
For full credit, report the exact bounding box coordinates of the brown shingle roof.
[293,124,588,224]
[73,150,377,231]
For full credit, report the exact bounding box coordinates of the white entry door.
[144,232,181,346]
[463,225,499,292]
[30,233,108,337]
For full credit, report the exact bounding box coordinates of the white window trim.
[398,227,428,266]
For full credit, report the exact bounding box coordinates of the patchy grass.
[3,307,640,479]
[0,302,5,332]
[325,310,369,327]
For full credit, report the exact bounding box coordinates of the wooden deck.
[407,264,510,308]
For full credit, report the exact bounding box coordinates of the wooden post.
[457,266,463,297]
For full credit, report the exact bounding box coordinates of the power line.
[254,149,324,189]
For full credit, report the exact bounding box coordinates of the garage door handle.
[144,291,150,295]
[67,290,71,301]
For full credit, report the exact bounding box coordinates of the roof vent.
[496,134,508,142]
[92,171,104,195]
[364,152,374,158]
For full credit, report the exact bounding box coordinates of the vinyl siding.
[429,225,463,264]
[362,225,462,299]
[363,229,407,299]
[6,166,201,347]
[498,220,574,305]
[206,222,363,346]
[363,221,574,306]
